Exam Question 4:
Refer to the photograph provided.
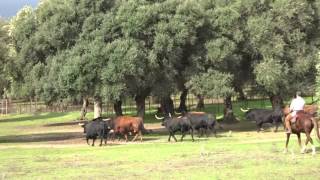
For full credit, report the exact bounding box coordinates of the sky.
[0,0,39,18]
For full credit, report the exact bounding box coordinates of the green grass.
[0,99,319,179]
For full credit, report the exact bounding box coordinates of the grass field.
[0,100,319,180]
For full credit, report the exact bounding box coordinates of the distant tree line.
[0,0,319,121]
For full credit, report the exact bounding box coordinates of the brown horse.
[283,104,318,117]
[283,111,320,155]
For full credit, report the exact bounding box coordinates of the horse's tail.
[311,117,320,141]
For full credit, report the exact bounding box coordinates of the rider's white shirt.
[289,96,305,112]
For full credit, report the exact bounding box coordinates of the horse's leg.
[305,131,315,155]
[284,133,291,153]
[297,133,304,153]
[301,132,311,154]
[297,133,302,149]
[309,136,316,155]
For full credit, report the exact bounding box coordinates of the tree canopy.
[4,0,320,118]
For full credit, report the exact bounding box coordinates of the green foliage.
[247,0,319,96]
[316,52,320,103]
[0,19,11,97]
[254,58,289,94]
[186,69,234,98]
[6,0,320,109]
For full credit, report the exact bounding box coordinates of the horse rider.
[284,91,305,134]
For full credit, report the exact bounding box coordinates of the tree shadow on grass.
[0,112,69,124]
[220,121,284,133]
[44,120,86,127]
[0,132,82,144]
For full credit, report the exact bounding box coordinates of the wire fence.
[0,94,272,116]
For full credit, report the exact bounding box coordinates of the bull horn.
[169,113,172,117]
[240,108,249,112]
[177,116,183,118]
[103,118,110,121]
[78,123,85,126]
[155,114,165,120]
[216,115,223,119]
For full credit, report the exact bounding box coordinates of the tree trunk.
[196,94,205,110]
[269,94,284,109]
[113,100,123,116]
[80,97,89,120]
[223,96,236,122]
[94,96,102,119]
[135,95,146,118]
[178,89,188,113]
[160,96,174,116]
[235,86,246,100]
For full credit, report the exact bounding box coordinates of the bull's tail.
[141,124,152,134]
[311,117,320,141]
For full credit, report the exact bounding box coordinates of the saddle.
[290,111,305,124]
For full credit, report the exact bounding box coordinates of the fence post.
[5,98,8,115]
[148,97,151,113]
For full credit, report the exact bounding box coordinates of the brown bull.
[109,116,144,142]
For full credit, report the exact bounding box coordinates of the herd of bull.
[79,104,319,149]
[79,111,221,146]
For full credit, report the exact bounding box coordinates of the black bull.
[241,107,283,132]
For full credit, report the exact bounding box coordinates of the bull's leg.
[190,128,194,142]
[99,136,103,146]
[86,138,90,145]
[284,133,291,153]
[198,129,202,138]
[168,133,172,142]
[139,131,143,142]
[181,132,186,142]
[213,128,217,138]
[124,134,128,142]
[172,133,178,142]
[92,138,96,146]
[104,136,107,145]
[274,122,279,133]
[257,123,262,132]
[205,128,209,138]
[132,132,139,142]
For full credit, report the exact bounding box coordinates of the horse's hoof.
[283,149,288,154]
